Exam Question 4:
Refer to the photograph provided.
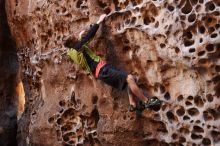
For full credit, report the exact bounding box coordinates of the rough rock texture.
[0,0,21,145]
[4,0,220,145]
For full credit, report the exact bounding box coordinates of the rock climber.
[65,14,161,113]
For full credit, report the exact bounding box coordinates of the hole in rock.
[200,38,203,43]
[69,140,75,144]
[188,13,196,22]
[48,116,55,124]
[131,17,137,25]
[215,65,220,72]
[215,24,220,29]
[206,44,214,52]
[216,43,220,50]
[91,108,100,127]
[151,104,161,112]
[59,109,64,113]
[199,26,206,33]
[193,125,204,133]
[188,108,199,116]
[199,0,203,3]
[134,7,140,12]
[159,84,165,93]
[62,108,76,118]
[143,17,151,25]
[125,19,130,25]
[123,46,131,52]
[206,94,213,102]
[104,7,111,14]
[131,1,137,6]
[63,134,70,142]
[203,111,213,121]
[198,51,206,56]
[181,1,192,14]
[176,107,185,116]
[161,104,167,111]
[191,133,203,139]
[177,95,184,101]
[207,17,213,23]
[97,0,107,8]
[122,38,129,44]
[213,11,220,16]
[167,5,175,11]
[191,0,198,5]
[172,133,178,140]
[184,40,194,47]
[62,7,67,13]
[196,4,202,12]
[175,47,180,53]
[187,96,194,100]
[57,118,63,125]
[180,15,186,20]
[185,101,192,106]
[208,27,215,33]
[71,91,77,105]
[156,121,168,133]
[205,2,215,11]
[155,21,159,28]
[185,31,193,39]
[179,137,186,143]
[179,127,190,134]
[61,124,72,132]
[212,75,220,84]
[202,138,211,145]
[160,43,166,48]
[59,100,66,107]
[211,130,220,142]
[194,96,204,107]
[211,33,218,38]
[208,108,220,120]
[92,95,98,104]
[183,115,190,120]
[198,58,208,64]
[166,111,175,123]
[76,0,83,8]
[154,113,160,120]
[164,92,171,100]
[207,125,211,129]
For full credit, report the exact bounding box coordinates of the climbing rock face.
[5,0,220,145]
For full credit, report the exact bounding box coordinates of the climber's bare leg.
[126,75,148,102]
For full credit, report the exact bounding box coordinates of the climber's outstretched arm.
[73,14,106,51]
[74,24,99,50]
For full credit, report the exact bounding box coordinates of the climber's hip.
[97,63,128,90]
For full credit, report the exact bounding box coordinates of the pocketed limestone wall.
[5,0,220,145]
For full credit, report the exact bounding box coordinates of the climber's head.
[64,36,78,48]
[64,28,89,48]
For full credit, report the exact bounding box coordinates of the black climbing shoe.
[145,96,161,109]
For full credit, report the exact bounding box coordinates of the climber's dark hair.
[64,36,78,48]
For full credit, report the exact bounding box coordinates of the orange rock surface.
[1,0,220,145]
